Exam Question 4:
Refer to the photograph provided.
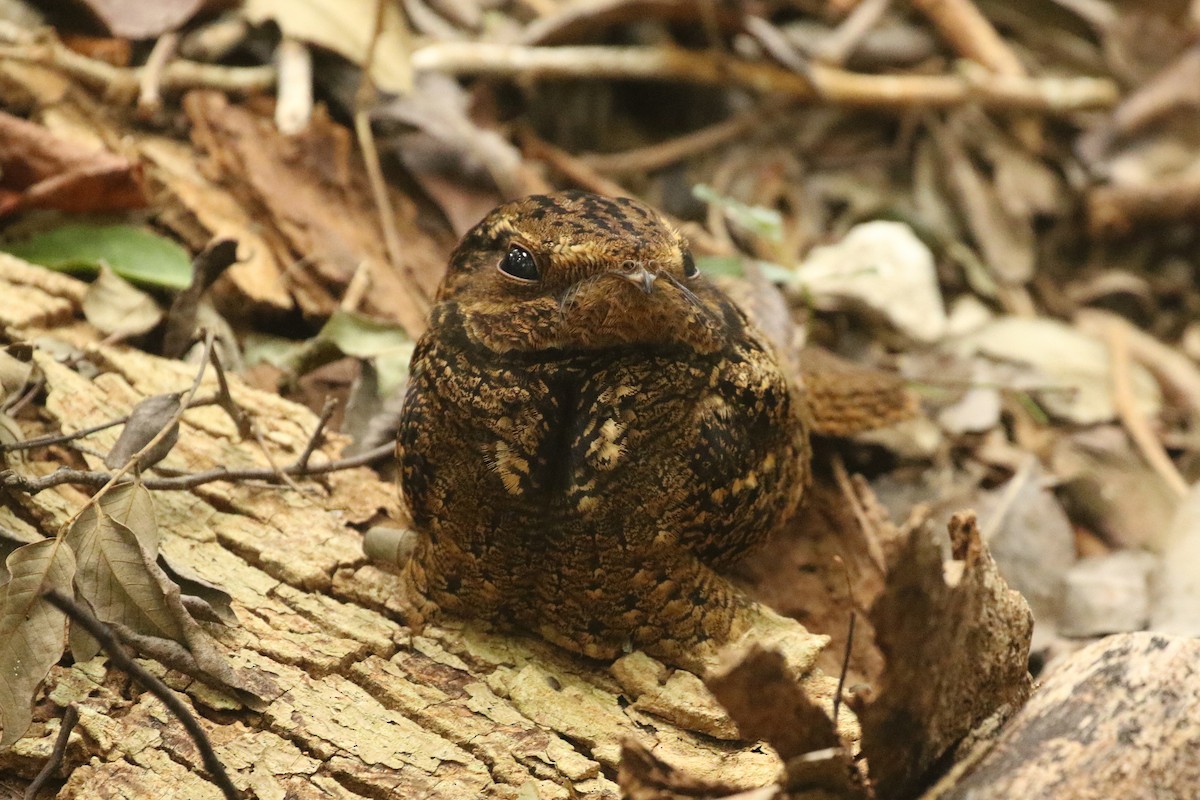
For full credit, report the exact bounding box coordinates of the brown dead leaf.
[103,394,181,471]
[856,512,1033,799]
[184,91,445,335]
[0,538,76,748]
[707,645,866,798]
[65,506,186,657]
[0,110,147,216]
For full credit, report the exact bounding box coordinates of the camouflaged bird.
[395,191,817,664]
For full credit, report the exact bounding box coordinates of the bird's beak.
[616,266,658,294]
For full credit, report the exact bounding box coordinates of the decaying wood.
[0,262,837,799]
[924,632,1200,799]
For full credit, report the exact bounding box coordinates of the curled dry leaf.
[103,393,181,471]
[0,348,33,402]
[82,265,164,339]
[956,316,1162,425]
[158,554,236,625]
[0,538,76,748]
[856,512,1033,799]
[0,110,147,217]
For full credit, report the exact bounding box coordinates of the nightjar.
[395,191,810,663]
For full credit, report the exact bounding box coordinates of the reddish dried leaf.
[0,111,147,217]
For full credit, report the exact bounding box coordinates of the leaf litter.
[0,1,1199,798]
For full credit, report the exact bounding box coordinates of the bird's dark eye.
[682,251,699,278]
[499,245,539,281]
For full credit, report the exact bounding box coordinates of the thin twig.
[411,42,1118,111]
[1105,322,1189,498]
[0,396,219,454]
[23,704,78,800]
[354,0,427,319]
[831,555,857,729]
[3,443,393,494]
[817,0,894,66]
[58,332,216,531]
[43,591,241,800]
[0,23,274,99]
[138,31,179,117]
[298,398,337,471]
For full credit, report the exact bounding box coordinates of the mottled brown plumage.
[396,191,809,663]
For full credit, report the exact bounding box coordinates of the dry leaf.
[1149,482,1200,635]
[159,554,236,625]
[103,394,181,471]
[707,644,840,756]
[0,538,76,748]
[81,265,163,338]
[0,110,147,216]
[70,0,211,39]
[65,507,185,653]
[0,350,32,403]
[956,316,1163,425]
[184,92,444,334]
[793,221,947,342]
[240,0,414,93]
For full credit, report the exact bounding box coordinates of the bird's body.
[397,191,809,661]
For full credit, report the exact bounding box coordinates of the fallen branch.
[0,22,274,100]
[1,443,392,494]
[411,42,1119,112]
[43,591,241,800]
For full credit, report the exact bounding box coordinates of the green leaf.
[1,223,193,290]
[693,184,784,243]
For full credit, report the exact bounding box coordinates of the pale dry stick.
[910,0,1024,75]
[138,32,179,117]
[275,37,313,135]
[341,260,372,311]
[411,42,1119,111]
[817,0,894,66]
[1079,309,1200,424]
[354,0,428,318]
[1105,321,1189,498]
[908,0,1041,147]
[0,23,274,99]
